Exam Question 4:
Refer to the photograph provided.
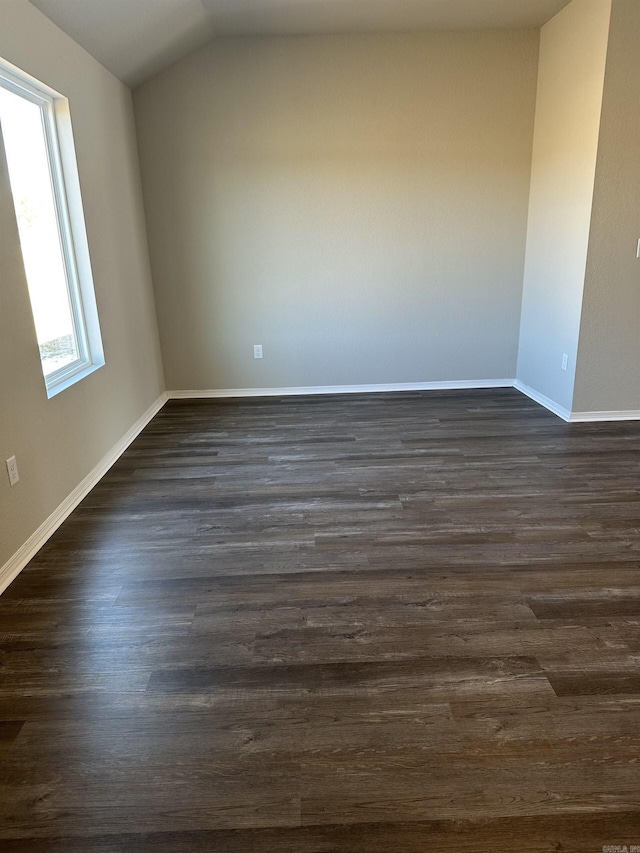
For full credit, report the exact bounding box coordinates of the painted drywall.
[516,0,612,412]
[0,0,164,571]
[573,0,640,414]
[134,31,539,392]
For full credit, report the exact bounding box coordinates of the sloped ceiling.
[28,0,571,88]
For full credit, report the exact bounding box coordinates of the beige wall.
[134,31,539,392]
[573,0,640,414]
[0,0,164,570]
[516,0,612,412]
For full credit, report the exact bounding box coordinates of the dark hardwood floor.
[1,389,640,851]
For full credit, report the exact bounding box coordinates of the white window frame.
[0,58,104,398]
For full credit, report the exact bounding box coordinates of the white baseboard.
[513,380,571,422]
[514,380,640,423]
[569,409,640,422]
[0,392,168,597]
[167,379,515,400]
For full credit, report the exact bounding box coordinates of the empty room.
[1,0,640,849]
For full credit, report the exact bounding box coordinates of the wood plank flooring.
[1,388,640,851]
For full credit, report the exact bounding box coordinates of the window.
[0,59,103,397]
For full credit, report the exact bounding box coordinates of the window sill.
[45,359,105,399]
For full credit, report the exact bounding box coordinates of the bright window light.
[0,60,103,397]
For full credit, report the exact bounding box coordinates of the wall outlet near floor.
[6,456,19,487]
[561,353,569,371]
[253,344,263,359]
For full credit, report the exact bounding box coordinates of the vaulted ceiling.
[28,0,571,88]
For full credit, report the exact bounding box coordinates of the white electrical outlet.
[253,344,263,359]
[636,238,640,259]
[6,456,19,487]
[561,353,569,372]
